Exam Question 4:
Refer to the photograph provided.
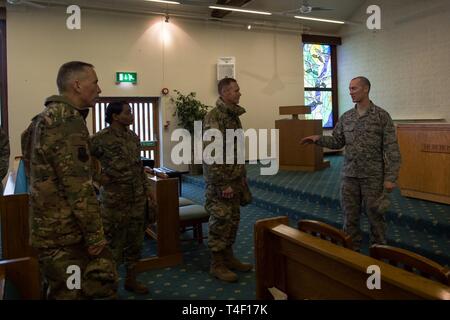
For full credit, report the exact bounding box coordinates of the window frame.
[0,9,8,132]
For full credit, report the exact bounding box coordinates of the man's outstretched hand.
[300,135,321,145]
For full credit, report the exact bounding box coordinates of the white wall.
[337,0,450,120]
[6,7,304,170]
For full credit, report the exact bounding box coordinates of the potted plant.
[171,90,210,175]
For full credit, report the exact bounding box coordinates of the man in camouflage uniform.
[301,76,401,251]
[21,61,118,299]
[90,101,153,295]
[203,78,253,283]
[0,127,10,193]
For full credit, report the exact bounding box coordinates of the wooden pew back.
[0,192,42,299]
[255,217,450,300]
[297,219,353,249]
[0,194,33,259]
[370,244,450,286]
[0,257,41,300]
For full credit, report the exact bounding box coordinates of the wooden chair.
[0,257,41,300]
[370,244,450,286]
[297,219,353,249]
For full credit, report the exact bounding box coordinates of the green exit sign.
[116,72,137,84]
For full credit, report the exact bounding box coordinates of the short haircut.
[352,76,371,92]
[105,101,128,124]
[218,77,237,95]
[56,61,94,93]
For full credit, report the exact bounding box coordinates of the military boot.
[224,247,253,272]
[124,267,149,294]
[210,251,238,282]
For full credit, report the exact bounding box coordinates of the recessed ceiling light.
[294,16,345,24]
[209,5,272,16]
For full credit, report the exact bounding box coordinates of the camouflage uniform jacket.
[22,95,105,249]
[317,102,401,182]
[90,126,151,196]
[203,98,246,188]
[0,126,10,182]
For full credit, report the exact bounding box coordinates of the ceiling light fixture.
[247,25,252,30]
[165,14,170,23]
[146,0,180,5]
[294,15,345,24]
[209,5,272,16]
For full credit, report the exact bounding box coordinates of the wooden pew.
[255,217,450,300]
[0,193,34,260]
[1,158,182,282]
[136,174,183,272]
[0,257,41,300]
[1,157,41,299]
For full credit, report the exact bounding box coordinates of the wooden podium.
[275,106,330,171]
[397,123,450,205]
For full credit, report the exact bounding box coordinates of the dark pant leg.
[124,195,146,270]
[341,177,363,251]
[226,199,241,248]
[205,187,237,252]
[362,177,387,246]
[101,202,128,266]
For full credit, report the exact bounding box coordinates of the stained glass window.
[305,91,333,128]
[304,44,332,89]
[303,43,335,128]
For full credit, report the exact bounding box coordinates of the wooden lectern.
[275,106,330,171]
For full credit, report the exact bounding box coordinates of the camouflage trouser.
[205,185,241,252]
[340,176,389,251]
[100,194,146,270]
[37,243,118,300]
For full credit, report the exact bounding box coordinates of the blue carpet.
[119,153,448,300]
[3,154,448,299]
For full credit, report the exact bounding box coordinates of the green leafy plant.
[171,90,210,133]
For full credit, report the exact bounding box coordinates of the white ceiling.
[6,0,370,34]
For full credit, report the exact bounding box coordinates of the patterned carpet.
[3,154,449,299]
[117,184,280,300]
[184,155,450,267]
[117,154,450,300]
